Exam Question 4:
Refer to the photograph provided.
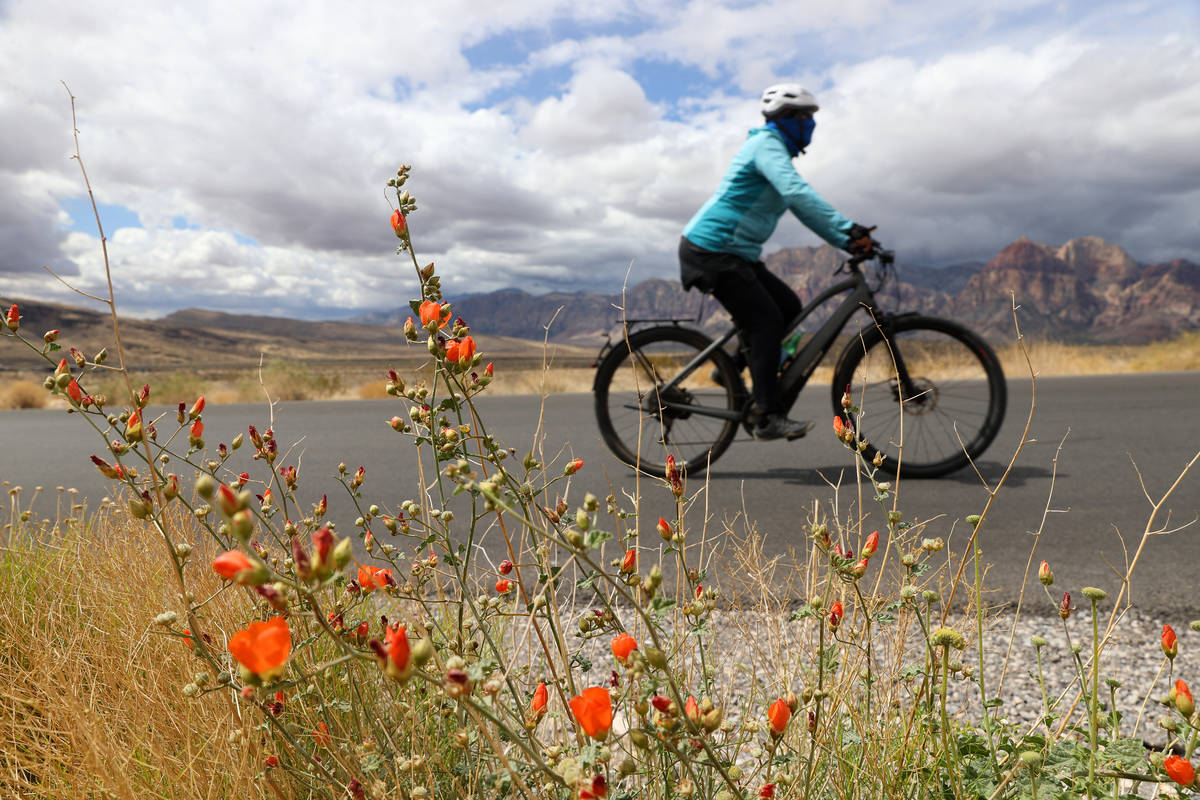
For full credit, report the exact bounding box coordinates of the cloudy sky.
[1,0,1198,319]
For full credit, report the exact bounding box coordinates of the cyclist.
[679,83,877,440]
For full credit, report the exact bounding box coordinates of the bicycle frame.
[646,257,910,424]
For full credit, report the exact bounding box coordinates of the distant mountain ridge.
[5,236,1196,374]
[360,236,1200,346]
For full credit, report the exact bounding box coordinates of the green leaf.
[789,604,817,622]
[649,596,676,621]
[820,643,840,674]
[584,529,612,549]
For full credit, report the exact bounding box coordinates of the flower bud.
[657,517,672,541]
[332,537,353,569]
[411,637,434,667]
[1174,679,1195,718]
[1038,560,1053,586]
[1162,625,1178,660]
[1058,592,1072,620]
[195,473,216,499]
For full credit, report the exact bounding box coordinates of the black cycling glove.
[845,223,878,256]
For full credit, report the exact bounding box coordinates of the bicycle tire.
[594,326,746,478]
[831,315,1007,478]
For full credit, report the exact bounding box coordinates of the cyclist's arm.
[753,137,854,249]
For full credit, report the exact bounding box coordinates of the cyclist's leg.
[749,262,802,327]
[711,263,787,414]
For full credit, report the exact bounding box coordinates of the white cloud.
[0,0,1198,321]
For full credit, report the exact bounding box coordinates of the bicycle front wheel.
[831,315,1007,478]
[594,326,746,478]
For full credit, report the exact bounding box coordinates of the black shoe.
[752,414,813,441]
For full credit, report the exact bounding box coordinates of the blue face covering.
[767,116,816,156]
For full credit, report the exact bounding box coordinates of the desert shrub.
[3,168,1198,800]
[0,378,48,409]
[239,359,343,401]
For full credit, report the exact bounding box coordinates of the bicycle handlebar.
[843,247,894,269]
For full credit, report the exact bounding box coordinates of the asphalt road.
[2,372,1198,616]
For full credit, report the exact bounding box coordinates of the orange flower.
[620,548,636,573]
[530,681,548,719]
[1163,624,1178,660]
[313,721,332,748]
[767,698,791,737]
[1174,679,1195,717]
[579,774,607,800]
[189,396,206,419]
[212,550,265,585]
[390,209,407,238]
[1165,755,1196,787]
[611,632,638,665]
[378,625,413,683]
[66,380,82,404]
[832,416,845,437]
[357,564,392,592]
[861,530,879,559]
[1038,560,1054,586]
[182,628,194,649]
[418,300,447,329]
[684,695,700,725]
[657,517,672,540]
[564,458,584,476]
[228,616,291,681]
[495,578,513,593]
[569,686,613,740]
[189,419,204,446]
[5,304,19,331]
[445,336,476,365]
[125,409,143,443]
[828,601,844,630]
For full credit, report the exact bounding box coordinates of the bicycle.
[591,249,1007,479]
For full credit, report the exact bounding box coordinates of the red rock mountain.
[439,236,1200,346]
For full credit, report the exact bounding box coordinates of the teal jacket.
[682,125,853,264]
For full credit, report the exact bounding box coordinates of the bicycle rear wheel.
[831,315,1006,478]
[594,326,746,478]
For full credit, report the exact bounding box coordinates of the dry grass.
[5,333,1200,414]
[0,379,48,410]
[996,331,1200,377]
[0,498,261,799]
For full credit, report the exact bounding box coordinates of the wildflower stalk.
[938,643,961,799]
[1034,640,1052,737]
[803,607,827,798]
[970,517,1001,780]
[1083,589,1106,800]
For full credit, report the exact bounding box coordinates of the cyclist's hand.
[845,223,877,256]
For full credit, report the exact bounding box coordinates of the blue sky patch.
[63,197,142,233]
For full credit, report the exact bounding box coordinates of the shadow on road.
[701,461,1057,488]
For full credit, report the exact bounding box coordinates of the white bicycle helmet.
[760,83,819,118]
